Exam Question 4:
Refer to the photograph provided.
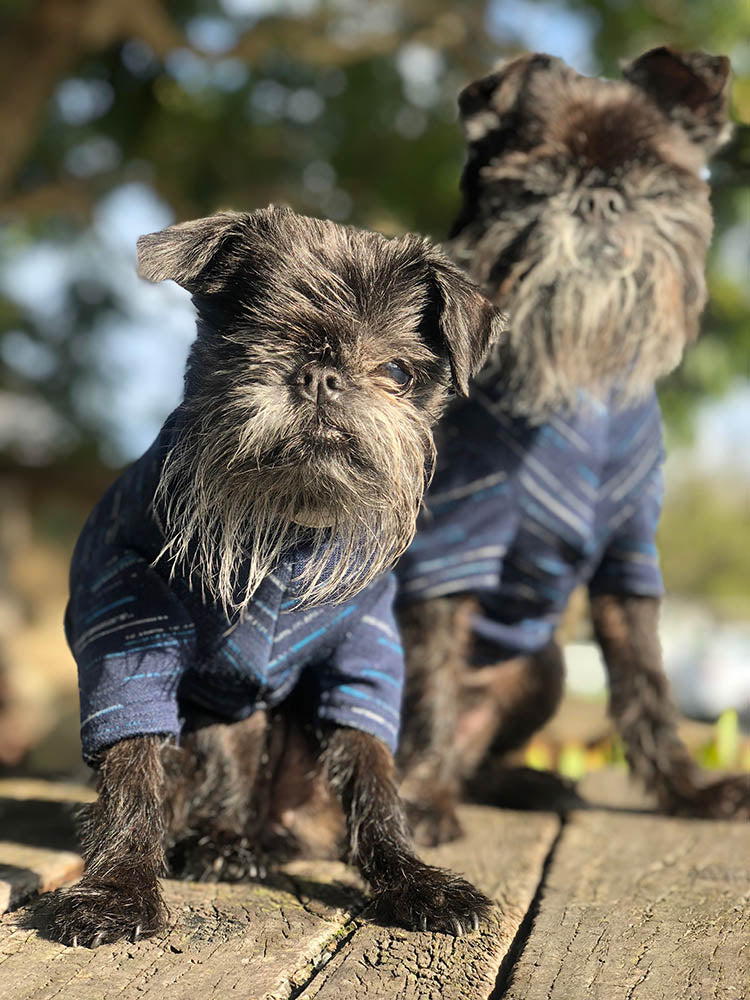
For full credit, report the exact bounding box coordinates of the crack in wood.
[489,818,567,1000]
[286,920,362,999]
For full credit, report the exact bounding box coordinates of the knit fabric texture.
[66,411,404,765]
[397,379,665,658]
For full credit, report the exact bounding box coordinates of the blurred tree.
[0,0,748,465]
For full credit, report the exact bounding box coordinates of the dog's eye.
[377,361,413,393]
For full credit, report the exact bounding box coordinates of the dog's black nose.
[575,188,625,223]
[298,364,343,403]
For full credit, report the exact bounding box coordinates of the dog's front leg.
[323,726,492,935]
[591,592,750,818]
[49,735,169,946]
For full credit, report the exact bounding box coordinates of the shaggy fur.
[144,208,500,613]
[48,206,504,946]
[398,48,750,845]
[450,47,730,420]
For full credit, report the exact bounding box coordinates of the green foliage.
[659,477,750,619]
[698,709,741,770]
[528,710,750,778]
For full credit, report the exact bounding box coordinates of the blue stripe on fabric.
[80,595,137,625]
[407,559,498,584]
[337,685,400,719]
[221,641,265,683]
[377,637,403,656]
[254,600,276,619]
[91,554,142,592]
[102,638,185,659]
[360,667,401,688]
[267,604,357,669]
[123,669,180,683]
[81,703,123,727]
[124,627,193,647]
[577,464,599,487]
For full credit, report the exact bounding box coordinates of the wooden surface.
[0,779,94,914]
[294,806,559,1000]
[503,771,750,1000]
[1,770,748,999]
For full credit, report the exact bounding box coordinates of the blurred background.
[0,0,749,779]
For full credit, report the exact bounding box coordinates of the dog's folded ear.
[425,252,507,396]
[137,211,246,292]
[623,47,732,155]
[457,53,573,144]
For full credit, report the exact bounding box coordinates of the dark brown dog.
[48,206,505,946]
[396,48,750,846]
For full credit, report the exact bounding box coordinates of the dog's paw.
[47,880,166,947]
[406,800,464,847]
[169,834,268,882]
[665,773,750,820]
[374,866,492,935]
[468,765,583,812]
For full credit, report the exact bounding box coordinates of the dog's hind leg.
[397,596,474,846]
[48,734,170,947]
[591,592,750,818]
[399,601,572,840]
[324,725,492,935]
[460,640,580,810]
[167,712,274,881]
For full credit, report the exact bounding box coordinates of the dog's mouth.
[573,223,629,262]
[309,421,348,446]
[260,422,360,472]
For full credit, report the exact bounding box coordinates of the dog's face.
[451,47,732,417]
[137,206,503,610]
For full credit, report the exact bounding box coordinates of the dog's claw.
[132,923,142,943]
[91,931,106,949]
[71,935,79,949]
[375,867,491,935]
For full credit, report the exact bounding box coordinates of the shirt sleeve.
[588,467,664,598]
[66,553,196,765]
[315,574,404,753]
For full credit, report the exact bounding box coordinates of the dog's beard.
[153,398,434,614]
[458,198,710,420]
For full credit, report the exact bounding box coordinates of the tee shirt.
[397,378,665,659]
[66,410,404,765]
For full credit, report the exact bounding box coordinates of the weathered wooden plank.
[295,806,561,1000]
[0,792,559,1000]
[502,771,750,1000]
[0,863,365,1000]
[0,779,94,914]
[0,843,83,914]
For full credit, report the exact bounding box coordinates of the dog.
[48,205,506,946]
[395,47,750,846]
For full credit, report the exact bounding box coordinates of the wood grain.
[297,806,560,1000]
[0,789,559,1000]
[503,772,750,1000]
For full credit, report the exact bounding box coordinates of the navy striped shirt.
[66,411,403,765]
[397,378,665,657]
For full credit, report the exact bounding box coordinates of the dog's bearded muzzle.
[485,210,705,420]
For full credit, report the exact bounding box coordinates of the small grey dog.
[396,48,750,845]
[49,206,504,946]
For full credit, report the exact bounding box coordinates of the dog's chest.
[185,565,362,709]
[397,389,664,618]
